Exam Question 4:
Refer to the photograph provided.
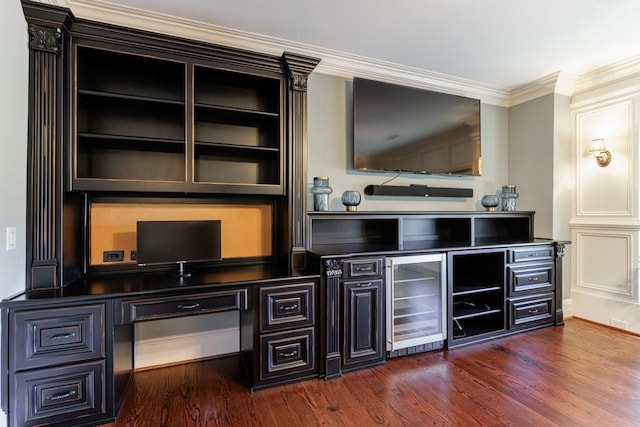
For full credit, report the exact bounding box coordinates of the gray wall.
[1,0,28,299]
[307,73,511,215]
[0,3,28,426]
[508,94,555,238]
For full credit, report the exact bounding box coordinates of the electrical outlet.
[130,250,137,261]
[6,227,16,251]
[103,250,124,262]
[610,318,628,330]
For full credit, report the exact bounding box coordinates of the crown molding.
[40,0,638,108]
[44,0,511,106]
[508,71,577,106]
[573,54,640,95]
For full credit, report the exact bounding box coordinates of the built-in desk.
[0,266,320,427]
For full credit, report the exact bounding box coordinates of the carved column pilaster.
[554,242,567,325]
[322,258,343,379]
[22,2,73,290]
[281,52,320,273]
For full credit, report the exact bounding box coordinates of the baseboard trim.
[134,327,239,369]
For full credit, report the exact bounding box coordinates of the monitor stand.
[173,261,192,279]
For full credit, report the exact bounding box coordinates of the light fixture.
[589,139,611,167]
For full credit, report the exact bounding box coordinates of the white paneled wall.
[571,86,640,332]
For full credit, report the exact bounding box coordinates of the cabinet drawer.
[507,262,554,296]
[260,282,315,332]
[508,293,555,329]
[12,359,106,427]
[260,328,316,380]
[509,246,554,263]
[119,288,247,323]
[13,304,105,371]
[345,258,383,278]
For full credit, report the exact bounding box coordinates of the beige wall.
[306,73,511,215]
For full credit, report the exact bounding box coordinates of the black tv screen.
[136,220,222,267]
[353,77,481,176]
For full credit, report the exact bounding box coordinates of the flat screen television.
[137,220,222,277]
[353,77,481,176]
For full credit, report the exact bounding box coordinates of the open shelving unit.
[73,45,284,194]
[448,249,506,347]
[307,211,534,255]
[193,66,282,187]
[75,46,186,185]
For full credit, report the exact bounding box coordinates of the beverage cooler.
[386,254,446,357]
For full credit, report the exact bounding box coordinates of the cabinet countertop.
[1,265,319,306]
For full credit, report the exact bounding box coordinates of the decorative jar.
[480,195,500,212]
[312,177,332,211]
[500,185,519,211]
[341,190,362,212]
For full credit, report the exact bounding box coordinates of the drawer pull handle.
[282,304,298,311]
[176,303,201,310]
[356,265,373,271]
[528,308,540,314]
[528,277,539,282]
[278,350,298,358]
[50,332,76,340]
[356,282,373,287]
[51,390,76,401]
[528,253,539,257]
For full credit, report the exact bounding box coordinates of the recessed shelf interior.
[77,46,185,102]
[474,216,531,244]
[401,217,471,250]
[310,218,399,253]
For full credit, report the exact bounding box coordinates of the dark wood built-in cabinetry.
[74,45,285,193]
[341,258,385,371]
[5,303,112,427]
[3,2,320,426]
[242,278,318,390]
[310,212,566,378]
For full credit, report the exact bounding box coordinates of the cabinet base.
[386,341,444,359]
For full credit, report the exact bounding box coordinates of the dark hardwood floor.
[103,318,640,426]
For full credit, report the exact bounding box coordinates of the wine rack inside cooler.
[386,253,446,356]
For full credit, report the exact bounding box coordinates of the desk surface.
[2,264,318,306]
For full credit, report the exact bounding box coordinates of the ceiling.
[99,0,640,90]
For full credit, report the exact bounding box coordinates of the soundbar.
[364,185,473,198]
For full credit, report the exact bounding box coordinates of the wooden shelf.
[73,45,284,193]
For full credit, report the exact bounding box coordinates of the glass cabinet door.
[386,254,446,351]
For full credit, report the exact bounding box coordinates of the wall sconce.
[589,139,611,167]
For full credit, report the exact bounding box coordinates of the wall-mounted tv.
[137,220,222,277]
[353,77,481,176]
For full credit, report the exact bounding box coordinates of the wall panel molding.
[572,227,638,303]
[573,96,637,219]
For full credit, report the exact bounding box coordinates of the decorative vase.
[500,185,519,211]
[312,177,332,211]
[480,195,500,212]
[341,190,362,212]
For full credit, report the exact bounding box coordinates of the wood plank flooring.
[102,318,640,426]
